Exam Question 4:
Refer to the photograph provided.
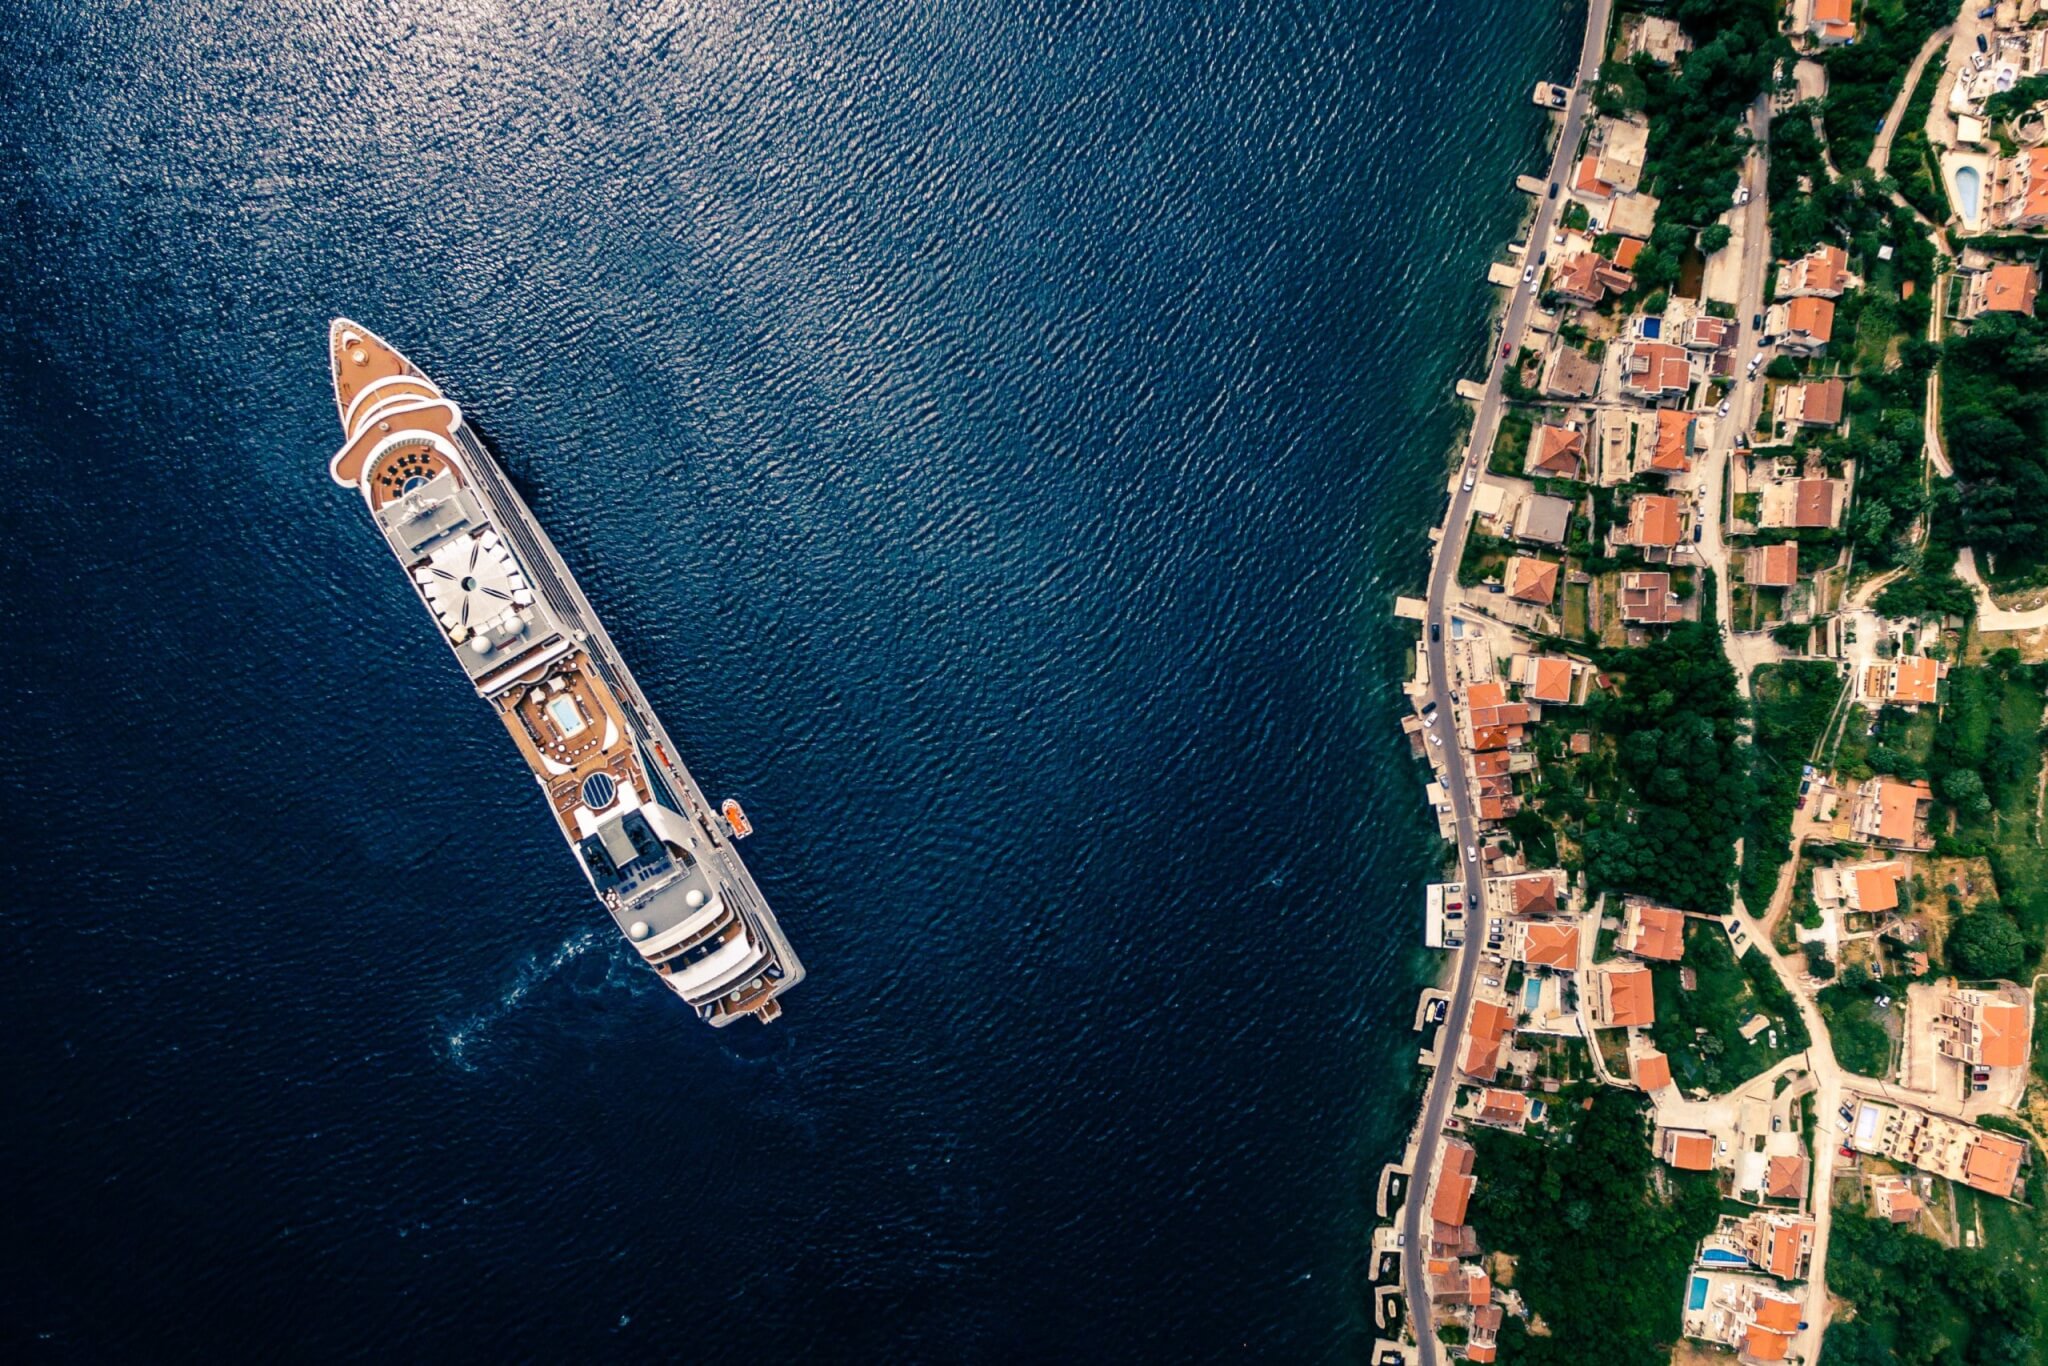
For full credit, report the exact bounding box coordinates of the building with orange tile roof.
[1460,998,1514,1082]
[1965,261,2040,318]
[1429,1260,1492,1306]
[1777,243,1850,298]
[1775,296,1835,354]
[1875,654,1944,707]
[1744,1290,1802,1361]
[1515,921,1581,971]
[1788,377,1845,429]
[1766,1154,1808,1201]
[1633,1048,1673,1091]
[1619,339,1694,401]
[1642,407,1695,475]
[1492,869,1565,918]
[1808,0,1857,44]
[1619,570,1682,625]
[1476,1088,1530,1129]
[1659,1128,1715,1171]
[1736,1210,1816,1281]
[1503,555,1561,606]
[1613,235,1645,268]
[1845,860,1904,913]
[1869,1175,1921,1223]
[1627,492,1684,550]
[1527,422,1586,479]
[1574,151,1616,200]
[1934,990,2030,1070]
[1553,251,1635,307]
[1850,776,1933,850]
[1432,1137,1477,1226]
[1963,1131,2026,1197]
[1623,900,1686,961]
[1747,542,1799,590]
[1991,146,2048,229]
[1597,965,1656,1027]
[1526,655,1576,704]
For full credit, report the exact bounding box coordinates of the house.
[1572,116,1650,201]
[1503,555,1561,607]
[1626,492,1684,552]
[1628,15,1692,64]
[1542,344,1602,399]
[1990,146,2048,230]
[1659,1128,1715,1171]
[1613,236,1646,269]
[1961,1131,2027,1198]
[1475,1088,1531,1130]
[1430,1259,1493,1306]
[1679,314,1736,352]
[1769,296,1835,354]
[1522,654,1578,705]
[1933,989,2030,1070]
[1468,1305,1502,1364]
[1858,654,1945,708]
[1432,1137,1477,1229]
[1817,859,1906,914]
[1464,681,1536,751]
[1553,251,1635,306]
[1963,262,2040,318]
[1781,377,1845,430]
[1527,423,1587,479]
[1761,476,1841,530]
[1634,1048,1673,1091]
[1869,1175,1922,1223]
[1809,0,1857,45]
[1736,1211,1816,1281]
[1461,998,1515,1082]
[1623,901,1686,961]
[1777,243,1850,298]
[1597,965,1656,1027]
[1491,869,1567,918]
[1515,921,1581,972]
[1619,339,1694,401]
[1642,407,1696,476]
[1766,1154,1808,1202]
[1747,543,1799,590]
[1516,493,1576,546]
[1619,570,1682,625]
[1849,776,1934,850]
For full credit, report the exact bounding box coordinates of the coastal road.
[1399,1,1611,1359]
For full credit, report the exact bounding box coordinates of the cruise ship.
[325,319,804,1025]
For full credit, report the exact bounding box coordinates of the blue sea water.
[0,0,1575,1357]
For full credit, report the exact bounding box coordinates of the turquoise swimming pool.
[1523,976,1542,1011]
[1688,1275,1710,1311]
[1955,164,1982,222]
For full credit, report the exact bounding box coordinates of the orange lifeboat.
[722,798,754,839]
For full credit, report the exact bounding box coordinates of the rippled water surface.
[1,0,1574,1356]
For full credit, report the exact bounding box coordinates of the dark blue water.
[1,1,1575,1357]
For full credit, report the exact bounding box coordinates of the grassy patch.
[1818,979,1899,1079]
[1741,662,1845,913]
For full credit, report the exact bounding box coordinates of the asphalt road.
[1398,2,1610,1359]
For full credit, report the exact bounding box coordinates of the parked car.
[1521,263,1536,284]
[1875,994,1891,1008]
[1428,733,1443,747]
[1772,1116,1783,1132]
[1481,975,1502,989]
[1466,845,1478,861]
[1718,400,1731,417]
[1752,313,1763,329]
[1430,623,1441,642]
[1978,33,1990,53]
[1692,524,1703,543]
[1547,182,1559,199]
[1734,186,1751,206]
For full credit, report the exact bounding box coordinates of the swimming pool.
[547,695,587,737]
[1955,164,1983,223]
[1700,1248,1746,1266]
[1523,977,1542,1011]
[1688,1276,1710,1311]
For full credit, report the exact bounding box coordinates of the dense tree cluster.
[1825,1210,2044,1365]
[1740,662,1843,911]
[1583,621,1749,914]
[1940,312,2048,571]
[1468,1089,1721,1366]
[1639,0,1783,231]
[1818,0,1956,169]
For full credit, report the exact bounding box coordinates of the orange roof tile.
[1877,779,1930,844]
[1766,1154,1808,1200]
[1978,1000,2028,1069]
[1981,262,2039,315]
[1529,656,1574,704]
[1963,1133,2025,1197]
[1891,655,1939,705]
[1650,408,1694,471]
[1746,1326,1794,1362]
[1509,874,1560,917]
[1528,423,1586,477]
[1752,1295,1801,1333]
[1633,1050,1672,1091]
[1505,555,1560,605]
[1479,1089,1529,1124]
[1629,904,1686,960]
[1519,921,1580,970]
[1667,1132,1714,1171]
[1604,966,1656,1027]
[1851,864,1900,912]
[1613,236,1645,268]
[1466,681,1506,711]
[1630,493,1682,547]
[1749,542,1799,589]
[1799,378,1845,426]
[1461,999,1514,1082]
[1786,296,1835,343]
[1792,478,1836,528]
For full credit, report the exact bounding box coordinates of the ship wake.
[442,927,607,1071]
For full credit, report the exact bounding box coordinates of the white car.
[1718,400,1731,417]
[1429,733,1443,747]
[1481,975,1502,988]
[1521,264,1536,284]
[1734,186,1751,206]
[1466,845,1478,860]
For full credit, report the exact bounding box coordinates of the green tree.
[1700,222,1732,254]
[1949,909,2025,979]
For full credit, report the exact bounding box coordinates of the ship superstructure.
[326,319,803,1025]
